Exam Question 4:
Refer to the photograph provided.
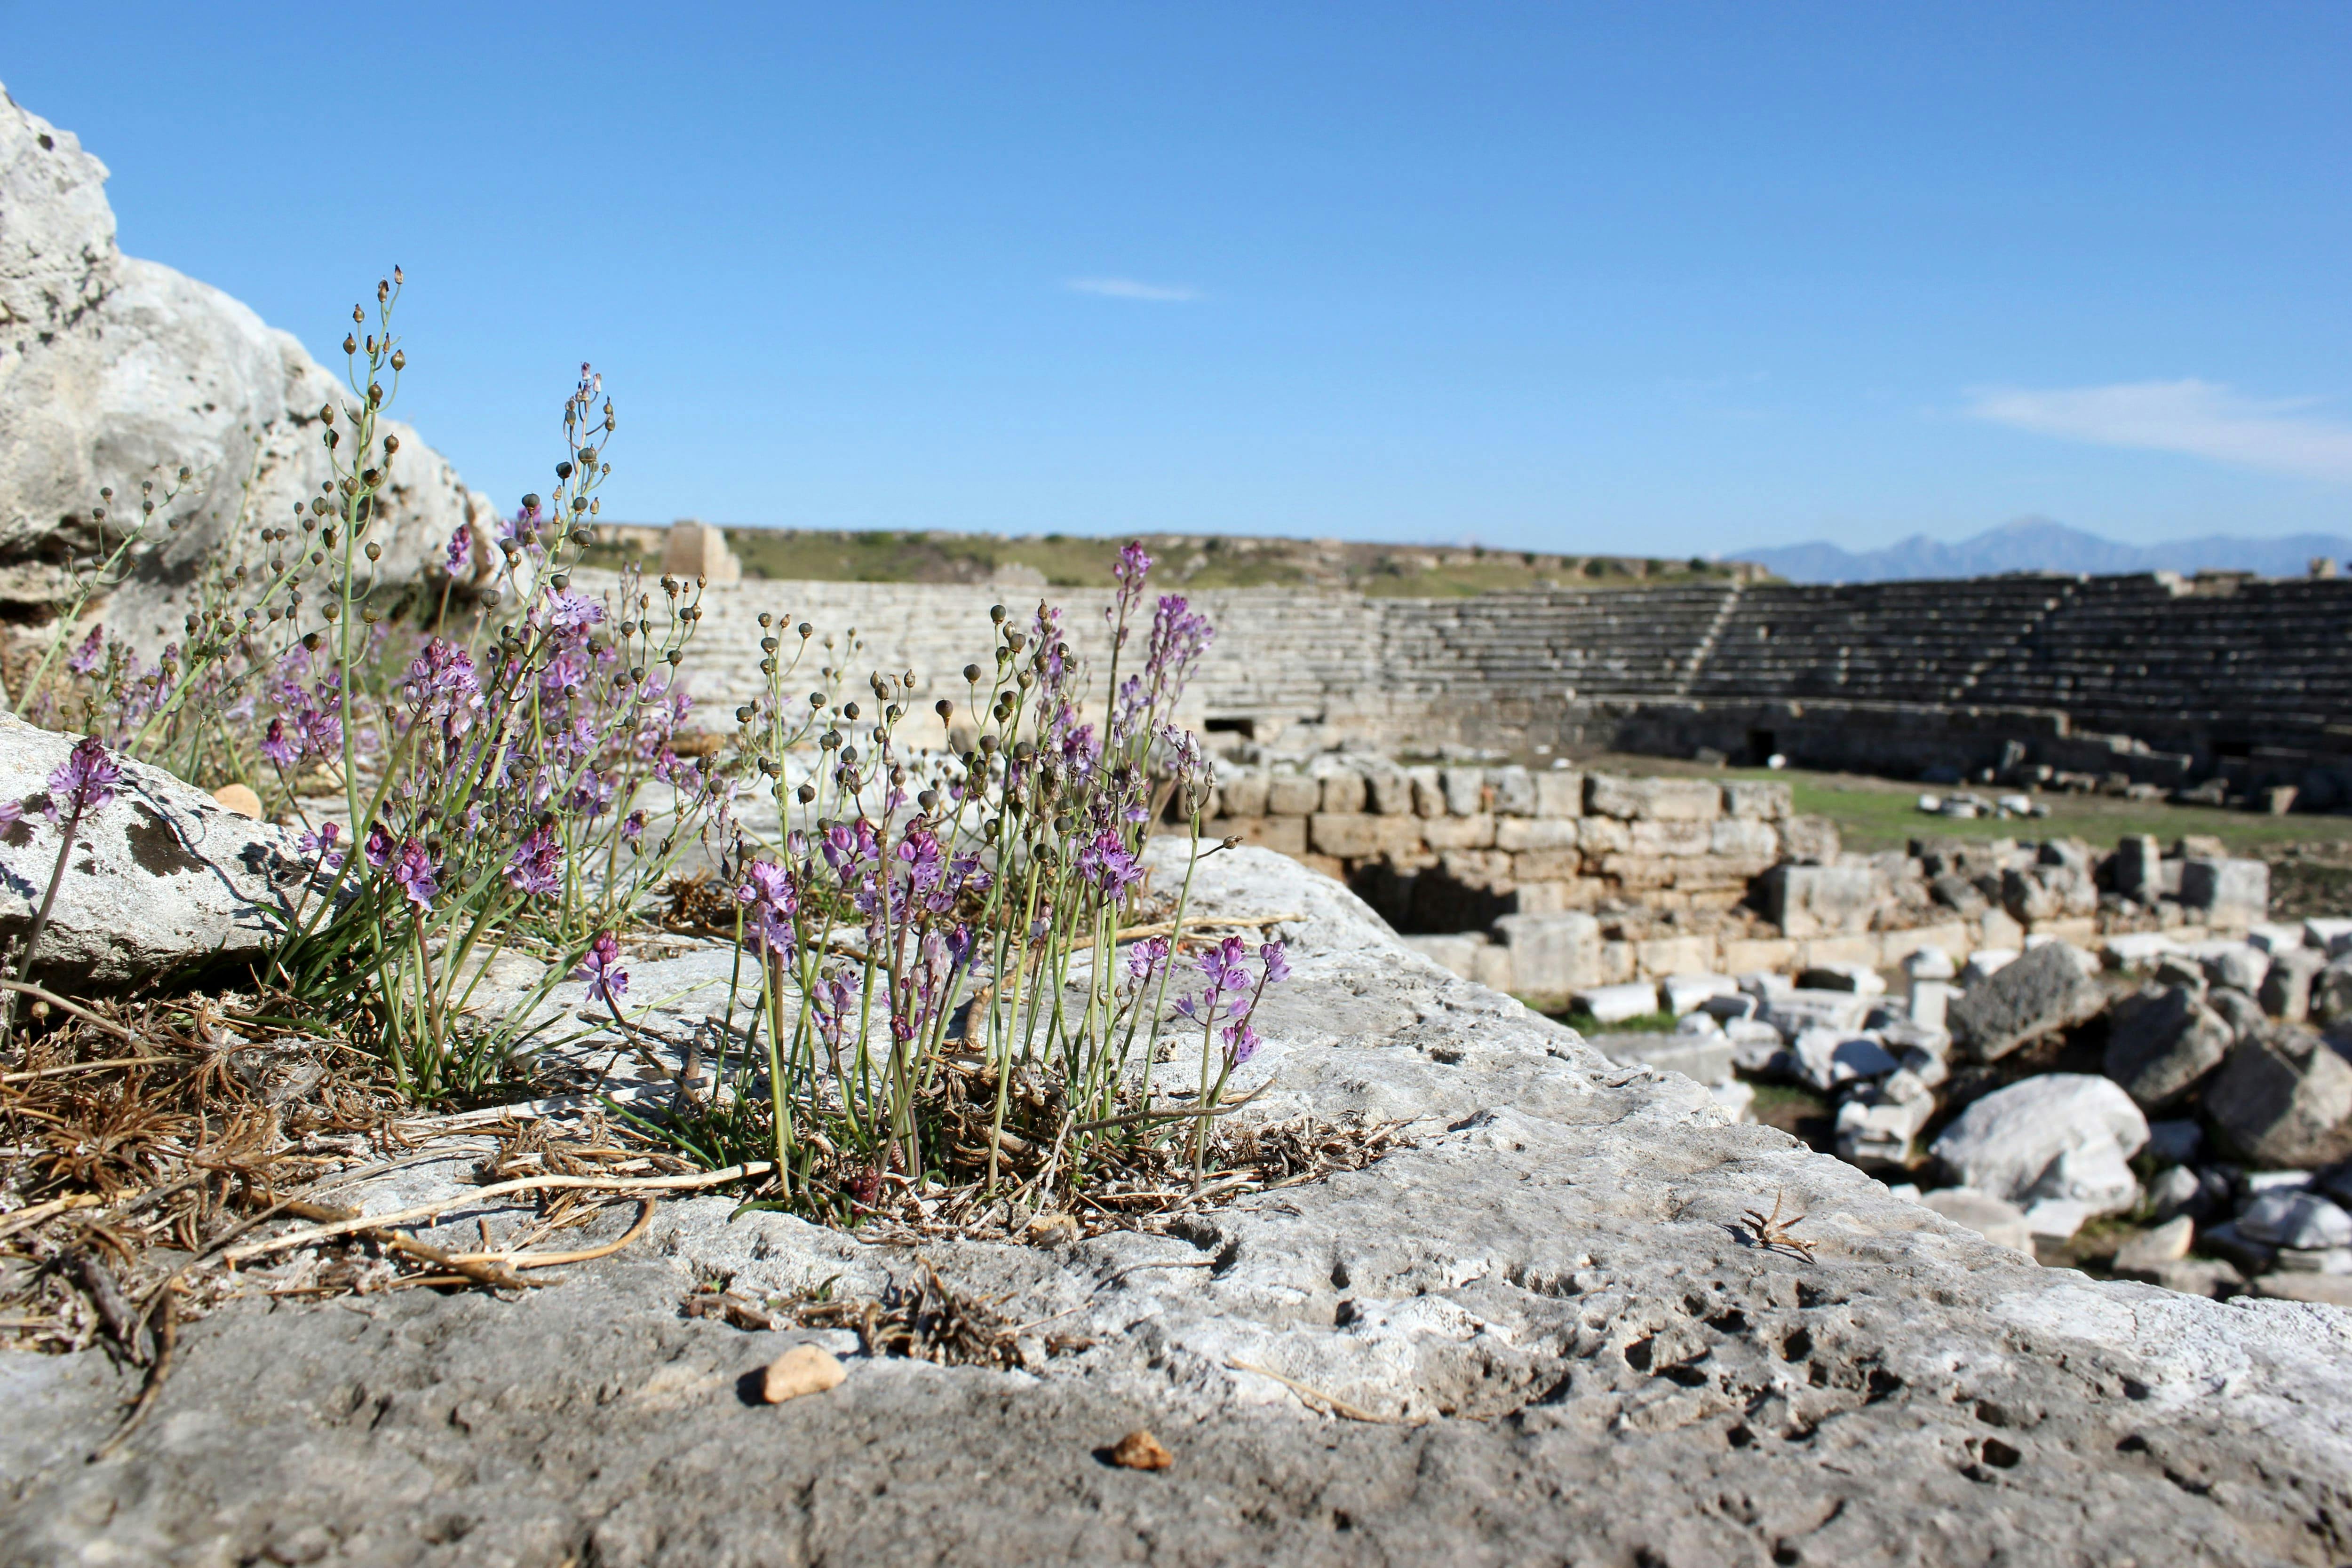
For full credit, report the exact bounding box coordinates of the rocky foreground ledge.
[4,848,2349,1567]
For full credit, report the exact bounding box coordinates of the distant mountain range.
[1735,518,2352,584]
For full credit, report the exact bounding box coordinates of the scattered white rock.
[1575,982,1661,1024]
[2236,1190,2352,1251]
[1928,1074,2147,1213]
[1789,1028,1897,1092]
[2113,1216,2196,1273]
[1660,972,1739,1016]
[1917,1188,2034,1255]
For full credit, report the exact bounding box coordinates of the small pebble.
[1110,1429,1173,1470]
[211,783,263,818]
[760,1344,846,1403]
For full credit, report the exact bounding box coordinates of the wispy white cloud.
[1965,378,2352,484]
[1065,277,1201,303]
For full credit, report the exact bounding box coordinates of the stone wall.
[648,567,2352,797]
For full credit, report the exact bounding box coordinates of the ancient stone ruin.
[4,82,2352,1567]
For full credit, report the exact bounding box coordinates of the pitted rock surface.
[0,712,310,985]
[4,848,2349,1566]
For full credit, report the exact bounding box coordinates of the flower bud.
[522,492,540,512]
[556,460,573,480]
[798,622,812,639]
[383,433,399,453]
[389,350,405,372]
[935,699,953,720]
[343,335,357,356]
[797,784,815,804]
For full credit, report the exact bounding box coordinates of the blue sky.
[8,3,2350,555]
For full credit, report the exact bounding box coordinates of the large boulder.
[0,714,307,986]
[2103,984,2232,1110]
[1947,941,2106,1062]
[1929,1073,2148,1214]
[2203,1027,2352,1170]
[0,85,491,641]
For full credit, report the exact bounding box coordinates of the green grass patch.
[1549,1006,1682,1035]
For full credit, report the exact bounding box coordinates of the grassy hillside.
[583,525,1757,595]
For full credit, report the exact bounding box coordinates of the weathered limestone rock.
[2263,945,2329,1022]
[1916,1188,2033,1254]
[0,714,307,984]
[1583,773,1718,822]
[2180,857,2270,927]
[0,86,481,624]
[1491,911,1599,997]
[1929,1074,2148,1213]
[1760,862,1880,938]
[2238,1190,2352,1251]
[7,846,2352,1564]
[2204,1028,2352,1170]
[1948,941,2105,1062]
[2102,985,2232,1111]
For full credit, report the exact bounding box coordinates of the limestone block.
[1533,770,1584,817]
[1929,1074,2147,1212]
[1400,934,1485,982]
[1510,850,1584,882]
[1660,973,1740,1016]
[1297,853,1347,883]
[1490,766,1537,816]
[1708,818,1778,859]
[1630,820,1712,858]
[2104,986,2232,1111]
[2111,832,2161,902]
[1265,774,1320,816]
[1308,813,1423,861]
[1722,780,1792,821]
[1493,912,1602,996]
[1205,816,1306,857]
[1597,854,1678,890]
[2261,946,2328,1022]
[1761,863,1882,938]
[1948,942,2105,1062]
[2305,917,2352,957]
[2204,1029,2352,1169]
[1636,934,1716,978]
[1720,937,1799,974]
[1421,814,1496,850]
[1470,942,1515,993]
[1909,980,1959,1031]
[1598,940,1638,985]
[1409,767,1446,818]
[1586,774,1721,822]
[1977,909,2026,952]
[663,519,742,585]
[2026,917,2098,949]
[1799,935,1881,971]
[1440,767,1486,816]
[2198,942,2270,994]
[1878,923,1971,969]
[1496,817,1578,853]
[1780,815,1841,863]
[1576,816,1630,855]
[1219,771,1269,818]
[2182,858,2269,926]
[1363,768,1412,816]
[1763,989,1874,1037]
[1919,1188,2033,1254]
[1575,980,1660,1022]
[1437,850,1513,889]
[1319,772,1368,815]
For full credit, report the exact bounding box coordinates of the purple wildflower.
[259,718,299,768]
[547,591,604,633]
[388,838,438,910]
[0,799,23,832]
[620,809,647,848]
[296,822,343,868]
[46,736,121,822]
[1223,1021,1262,1065]
[574,930,629,1005]
[736,858,798,954]
[507,824,564,896]
[1077,829,1143,897]
[1124,934,1170,986]
[363,822,395,870]
[1259,940,1290,986]
[444,523,472,577]
[1198,935,1255,998]
[66,626,104,676]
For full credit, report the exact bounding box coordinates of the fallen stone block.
[1948,941,2106,1062]
[1660,972,1739,1016]
[1762,988,1873,1038]
[2313,957,2352,1024]
[2180,857,2270,926]
[1790,1028,1898,1091]
[2101,932,2183,974]
[1574,981,1660,1024]
[1929,1074,2148,1212]
[2196,942,2269,994]
[2235,1190,2352,1250]
[2103,985,2232,1111]
[2259,946,2328,1022]
[1836,1093,1932,1164]
[1492,912,1602,997]
[2203,1028,2352,1169]
[2251,1272,2352,1307]
[2303,916,2352,957]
